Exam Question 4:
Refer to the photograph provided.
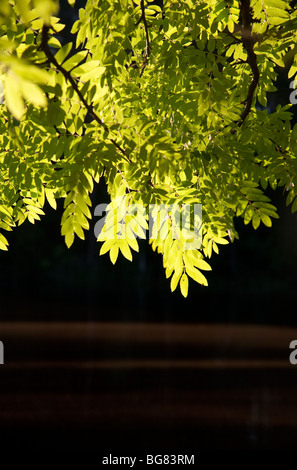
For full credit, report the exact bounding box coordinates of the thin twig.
[238,0,259,125]
[41,25,130,160]
[139,0,151,77]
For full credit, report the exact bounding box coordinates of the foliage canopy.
[1,0,297,296]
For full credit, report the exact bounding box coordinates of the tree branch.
[139,0,151,77]
[238,0,259,126]
[41,25,130,160]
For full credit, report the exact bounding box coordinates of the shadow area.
[0,322,297,451]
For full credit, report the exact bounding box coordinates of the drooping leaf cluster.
[1,0,297,296]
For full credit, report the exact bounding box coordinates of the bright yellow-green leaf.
[45,189,57,210]
[165,265,174,279]
[288,64,297,79]
[119,239,133,261]
[195,258,212,271]
[0,233,8,251]
[100,239,115,255]
[170,270,182,292]
[180,273,189,298]
[74,223,85,240]
[25,205,45,215]
[12,62,50,84]
[186,267,208,286]
[260,213,272,227]
[252,213,261,229]
[65,231,74,248]
[213,237,229,245]
[167,240,179,269]
[4,75,25,120]
[21,81,47,108]
[126,231,139,252]
[174,250,183,273]
[110,244,119,264]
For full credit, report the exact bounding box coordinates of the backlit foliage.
[1,0,297,296]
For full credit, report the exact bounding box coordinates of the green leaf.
[260,213,272,227]
[45,189,57,210]
[291,197,297,214]
[65,231,74,248]
[252,213,261,230]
